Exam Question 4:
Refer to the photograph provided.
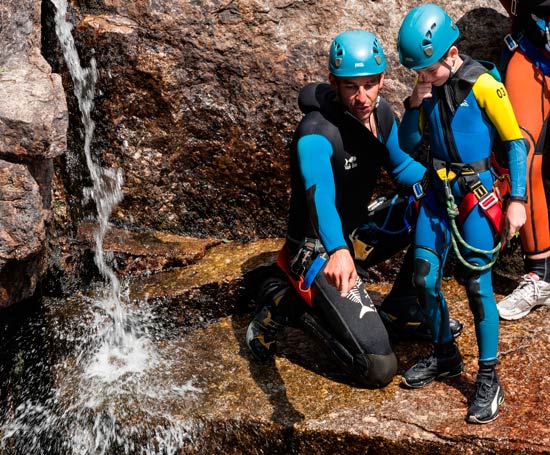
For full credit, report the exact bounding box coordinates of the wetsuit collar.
[440,55,488,112]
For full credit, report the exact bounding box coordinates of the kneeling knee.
[353,352,397,388]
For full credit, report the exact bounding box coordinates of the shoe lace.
[510,274,543,301]
[474,375,494,402]
[416,354,436,369]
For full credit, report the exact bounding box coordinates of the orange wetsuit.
[500,0,550,254]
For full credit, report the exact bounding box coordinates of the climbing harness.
[442,176,507,271]
[277,239,328,307]
[349,193,418,261]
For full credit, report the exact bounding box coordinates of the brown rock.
[53,1,509,241]
[0,53,67,161]
[0,1,68,307]
[0,160,47,307]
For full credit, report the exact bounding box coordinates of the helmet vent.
[372,40,382,65]
[333,41,344,67]
[422,27,435,57]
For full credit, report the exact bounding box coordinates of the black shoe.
[466,370,505,424]
[245,277,290,361]
[402,347,464,388]
[379,308,463,342]
[449,318,464,338]
[245,305,284,361]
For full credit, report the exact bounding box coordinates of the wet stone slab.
[119,237,550,452]
[164,285,550,454]
[12,236,548,454]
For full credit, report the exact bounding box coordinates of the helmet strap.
[439,58,455,78]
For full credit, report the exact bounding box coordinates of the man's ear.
[378,72,385,89]
[329,73,338,91]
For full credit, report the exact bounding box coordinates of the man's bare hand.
[323,249,357,297]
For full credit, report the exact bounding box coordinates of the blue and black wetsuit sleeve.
[382,118,426,186]
[398,107,424,155]
[297,134,347,254]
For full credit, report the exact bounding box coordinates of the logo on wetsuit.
[346,277,376,319]
[345,155,358,170]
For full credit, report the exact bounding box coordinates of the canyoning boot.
[379,294,463,342]
[402,342,463,388]
[466,361,505,424]
[245,277,290,361]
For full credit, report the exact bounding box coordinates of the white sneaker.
[497,273,550,320]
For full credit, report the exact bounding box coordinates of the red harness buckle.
[479,192,499,211]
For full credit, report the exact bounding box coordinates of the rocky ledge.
[92,230,550,454]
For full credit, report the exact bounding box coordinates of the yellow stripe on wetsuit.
[472,72,523,142]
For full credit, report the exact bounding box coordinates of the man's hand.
[323,249,357,297]
[505,200,526,240]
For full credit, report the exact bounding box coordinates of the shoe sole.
[401,365,464,388]
[498,301,550,320]
[466,391,505,424]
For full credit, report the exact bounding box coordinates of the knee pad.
[413,257,432,310]
[353,352,397,388]
[465,272,485,321]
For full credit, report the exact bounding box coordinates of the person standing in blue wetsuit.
[245,30,462,388]
[397,4,527,423]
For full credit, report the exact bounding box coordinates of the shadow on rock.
[231,315,305,426]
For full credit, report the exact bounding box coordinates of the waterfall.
[52,0,127,351]
[0,1,199,453]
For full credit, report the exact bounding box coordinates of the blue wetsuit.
[280,82,426,387]
[399,56,527,361]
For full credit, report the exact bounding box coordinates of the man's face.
[331,73,384,125]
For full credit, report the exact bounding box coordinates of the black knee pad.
[353,352,397,388]
[465,272,485,321]
[413,257,431,310]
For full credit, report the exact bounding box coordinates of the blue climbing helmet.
[329,30,386,77]
[397,4,460,70]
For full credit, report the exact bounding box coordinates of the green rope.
[444,179,506,272]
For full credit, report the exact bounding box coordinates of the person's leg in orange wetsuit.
[498,48,550,320]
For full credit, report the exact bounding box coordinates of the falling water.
[50,0,154,386]
[52,0,126,348]
[0,1,199,453]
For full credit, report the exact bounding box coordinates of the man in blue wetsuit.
[397,4,527,423]
[245,30,461,388]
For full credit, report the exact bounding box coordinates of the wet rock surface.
[50,234,547,454]
[170,305,550,454]
[142,242,550,454]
